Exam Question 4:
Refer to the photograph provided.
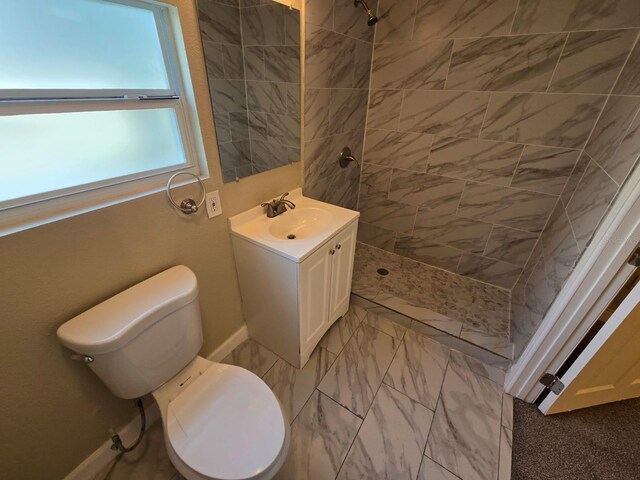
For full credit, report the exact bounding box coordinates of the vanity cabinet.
[231,220,358,368]
[299,223,357,358]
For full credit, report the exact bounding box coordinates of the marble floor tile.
[409,320,511,370]
[275,390,362,480]
[384,329,449,410]
[319,303,367,355]
[337,384,434,480]
[449,350,506,387]
[425,349,503,480]
[375,293,464,337]
[363,310,407,339]
[263,346,336,423]
[498,425,512,480]
[502,394,514,431]
[460,326,514,359]
[417,456,460,480]
[221,338,279,378]
[318,323,399,418]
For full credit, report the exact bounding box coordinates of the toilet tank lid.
[57,266,199,355]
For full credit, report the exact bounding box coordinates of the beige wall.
[0,1,301,478]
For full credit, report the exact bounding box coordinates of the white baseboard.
[64,402,160,480]
[207,324,249,362]
[64,324,248,480]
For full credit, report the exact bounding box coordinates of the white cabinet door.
[329,222,357,322]
[299,241,333,351]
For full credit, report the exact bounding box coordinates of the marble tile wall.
[199,0,301,182]
[508,1,640,361]
[302,0,375,209]
[355,0,640,295]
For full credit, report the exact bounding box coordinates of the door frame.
[505,163,640,403]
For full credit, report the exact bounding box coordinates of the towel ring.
[166,172,206,215]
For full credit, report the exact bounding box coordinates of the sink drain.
[287,234,296,240]
[377,268,389,276]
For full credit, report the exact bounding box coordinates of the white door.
[299,241,333,351]
[329,222,357,322]
[540,273,640,414]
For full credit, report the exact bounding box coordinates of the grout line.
[477,92,493,139]
[565,200,583,254]
[372,26,640,45]
[545,33,570,93]
[441,40,457,90]
[576,31,640,158]
[453,180,467,216]
[454,254,464,274]
[565,152,594,212]
[422,350,451,458]
[592,104,640,188]
[508,0,521,35]
[561,150,591,209]
[481,224,496,257]
[395,89,406,131]
[333,321,404,478]
[385,86,609,97]
[507,144,527,188]
[408,0,420,42]
[423,135,435,174]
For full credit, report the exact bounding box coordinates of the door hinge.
[539,373,565,394]
[628,246,640,267]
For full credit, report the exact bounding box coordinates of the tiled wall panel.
[352,0,640,302]
[346,0,640,357]
[302,0,374,209]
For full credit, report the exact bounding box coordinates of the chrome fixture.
[70,354,94,364]
[261,192,296,218]
[354,0,378,26]
[166,171,206,214]
[338,146,361,168]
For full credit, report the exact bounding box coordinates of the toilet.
[56,265,289,480]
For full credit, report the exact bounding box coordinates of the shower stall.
[303,0,640,364]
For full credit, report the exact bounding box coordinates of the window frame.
[0,0,208,236]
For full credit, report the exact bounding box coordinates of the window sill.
[0,167,208,237]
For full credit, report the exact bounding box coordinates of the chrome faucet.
[261,192,296,218]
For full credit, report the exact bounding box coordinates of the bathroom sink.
[228,188,360,263]
[266,207,333,240]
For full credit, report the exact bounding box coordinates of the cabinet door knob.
[336,244,342,250]
[329,249,335,255]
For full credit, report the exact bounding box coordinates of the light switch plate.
[205,190,222,219]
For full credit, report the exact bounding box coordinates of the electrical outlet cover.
[205,190,222,219]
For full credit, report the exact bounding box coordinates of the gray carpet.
[512,397,640,479]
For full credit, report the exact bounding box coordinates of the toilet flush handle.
[71,354,94,364]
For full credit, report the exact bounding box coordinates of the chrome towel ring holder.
[166,172,206,215]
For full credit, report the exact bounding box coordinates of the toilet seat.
[163,362,287,480]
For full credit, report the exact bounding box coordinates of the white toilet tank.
[57,265,203,399]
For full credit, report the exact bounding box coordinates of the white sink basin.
[267,207,333,240]
[228,188,360,263]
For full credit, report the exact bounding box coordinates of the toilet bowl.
[152,356,289,480]
[56,266,289,480]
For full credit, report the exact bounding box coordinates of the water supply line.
[110,398,146,454]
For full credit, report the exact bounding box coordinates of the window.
[0,0,206,235]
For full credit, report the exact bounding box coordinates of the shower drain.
[377,268,389,276]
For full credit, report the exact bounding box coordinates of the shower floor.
[352,242,514,359]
